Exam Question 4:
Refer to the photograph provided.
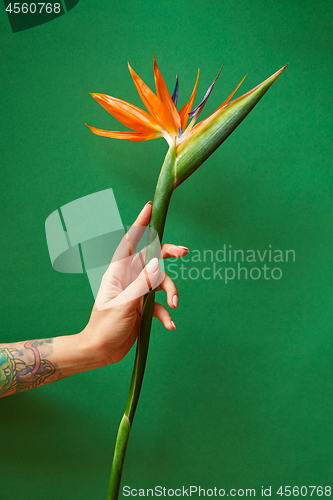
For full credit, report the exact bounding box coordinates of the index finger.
[132,201,152,227]
[111,201,153,264]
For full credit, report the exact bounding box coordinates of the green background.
[1,0,333,498]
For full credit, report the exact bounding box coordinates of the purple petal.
[188,65,223,118]
[171,74,179,107]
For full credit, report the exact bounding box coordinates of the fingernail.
[171,320,176,330]
[146,257,159,273]
[178,246,189,252]
[172,295,178,308]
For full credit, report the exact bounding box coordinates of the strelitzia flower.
[86,54,202,145]
[87,56,287,187]
[86,55,287,500]
[86,56,246,147]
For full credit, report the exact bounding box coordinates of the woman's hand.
[79,201,189,366]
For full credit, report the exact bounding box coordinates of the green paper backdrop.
[1,0,333,498]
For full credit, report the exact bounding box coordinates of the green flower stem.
[107,141,177,500]
[107,414,131,500]
[106,64,288,500]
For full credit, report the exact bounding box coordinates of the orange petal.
[179,69,200,130]
[90,93,160,134]
[128,62,178,136]
[85,123,161,141]
[216,74,247,111]
[153,54,181,131]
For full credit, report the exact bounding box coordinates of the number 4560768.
[6,3,61,14]
[277,486,331,496]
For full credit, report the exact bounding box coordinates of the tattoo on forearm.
[0,340,55,397]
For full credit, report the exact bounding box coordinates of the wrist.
[76,326,109,371]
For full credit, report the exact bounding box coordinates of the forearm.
[0,334,100,397]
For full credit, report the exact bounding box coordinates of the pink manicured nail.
[172,295,178,308]
[146,257,159,273]
[178,246,189,252]
[171,321,176,330]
